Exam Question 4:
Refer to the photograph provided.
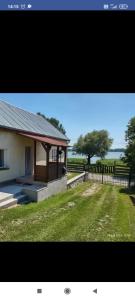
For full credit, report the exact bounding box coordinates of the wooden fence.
[114,164,130,177]
[87,164,114,174]
[67,163,135,188]
[67,163,131,175]
[67,163,114,174]
[67,163,85,173]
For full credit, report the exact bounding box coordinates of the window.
[0,150,4,167]
[59,150,63,162]
[51,149,57,162]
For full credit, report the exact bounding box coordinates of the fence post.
[128,167,132,190]
[114,161,116,175]
[102,165,104,184]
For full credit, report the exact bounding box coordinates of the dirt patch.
[11,219,23,225]
[7,204,21,209]
[82,183,102,197]
[67,202,76,208]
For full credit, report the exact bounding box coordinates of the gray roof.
[0,100,69,141]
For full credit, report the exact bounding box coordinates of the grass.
[0,181,135,241]
[96,159,126,166]
[67,172,79,180]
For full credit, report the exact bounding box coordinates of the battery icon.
[119,4,128,9]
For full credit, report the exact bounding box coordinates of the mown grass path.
[0,181,135,241]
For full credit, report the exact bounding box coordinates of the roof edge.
[0,125,70,142]
[0,99,69,141]
[18,132,68,147]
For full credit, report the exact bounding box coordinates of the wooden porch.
[35,162,65,182]
[34,141,67,183]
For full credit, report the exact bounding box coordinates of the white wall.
[0,129,34,183]
[59,149,65,163]
[36,142,46,166]
[0,129,66,183]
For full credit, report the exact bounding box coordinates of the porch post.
[64,147,67,168]
[46,145,50,183]
[41,143,51,182]
[57,146,59,178]
[34,140,36,180]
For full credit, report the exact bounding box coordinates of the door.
[25,147,32,176]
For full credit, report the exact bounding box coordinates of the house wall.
[0,129,34,183]
[36,142,46,166]
[0,129,66,184]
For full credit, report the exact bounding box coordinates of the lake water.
[68,151,124,163]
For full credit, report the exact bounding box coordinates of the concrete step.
[0,194,28,209]
[0,192,22,204]
[0,198,18,209]
[17,194,28,204]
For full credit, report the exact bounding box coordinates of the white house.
[0,100,69,207]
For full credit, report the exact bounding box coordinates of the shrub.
[67,158,87,164]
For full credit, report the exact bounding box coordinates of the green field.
[67,157,126,166]
[0,181,135,241]
[96,159,126,166]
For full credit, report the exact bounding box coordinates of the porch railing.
[35,162,65,182]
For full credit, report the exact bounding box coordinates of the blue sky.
[0,93,134,148]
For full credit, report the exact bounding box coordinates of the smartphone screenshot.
[0,0,134,297]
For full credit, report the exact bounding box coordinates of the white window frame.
[0,149,4,168]
[0,149,8,169]
[52,149,57,162]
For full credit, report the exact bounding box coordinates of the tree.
[37,112,66,135]
[73,130,113,165]
[123,117,135,168]
[37,112,46,119]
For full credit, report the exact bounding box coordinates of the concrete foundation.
[67,172,88,189]
[22,176,67,202]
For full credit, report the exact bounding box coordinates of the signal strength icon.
[110,3,118,9]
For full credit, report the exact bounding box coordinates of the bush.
[67,158,87,164]
[96,159,126,166]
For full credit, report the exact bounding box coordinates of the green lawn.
[96,158,126,166]
[0,181,135,241]
[67,172,79,180]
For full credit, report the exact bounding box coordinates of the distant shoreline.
[109,149,125,152]
[68,148,125,152]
